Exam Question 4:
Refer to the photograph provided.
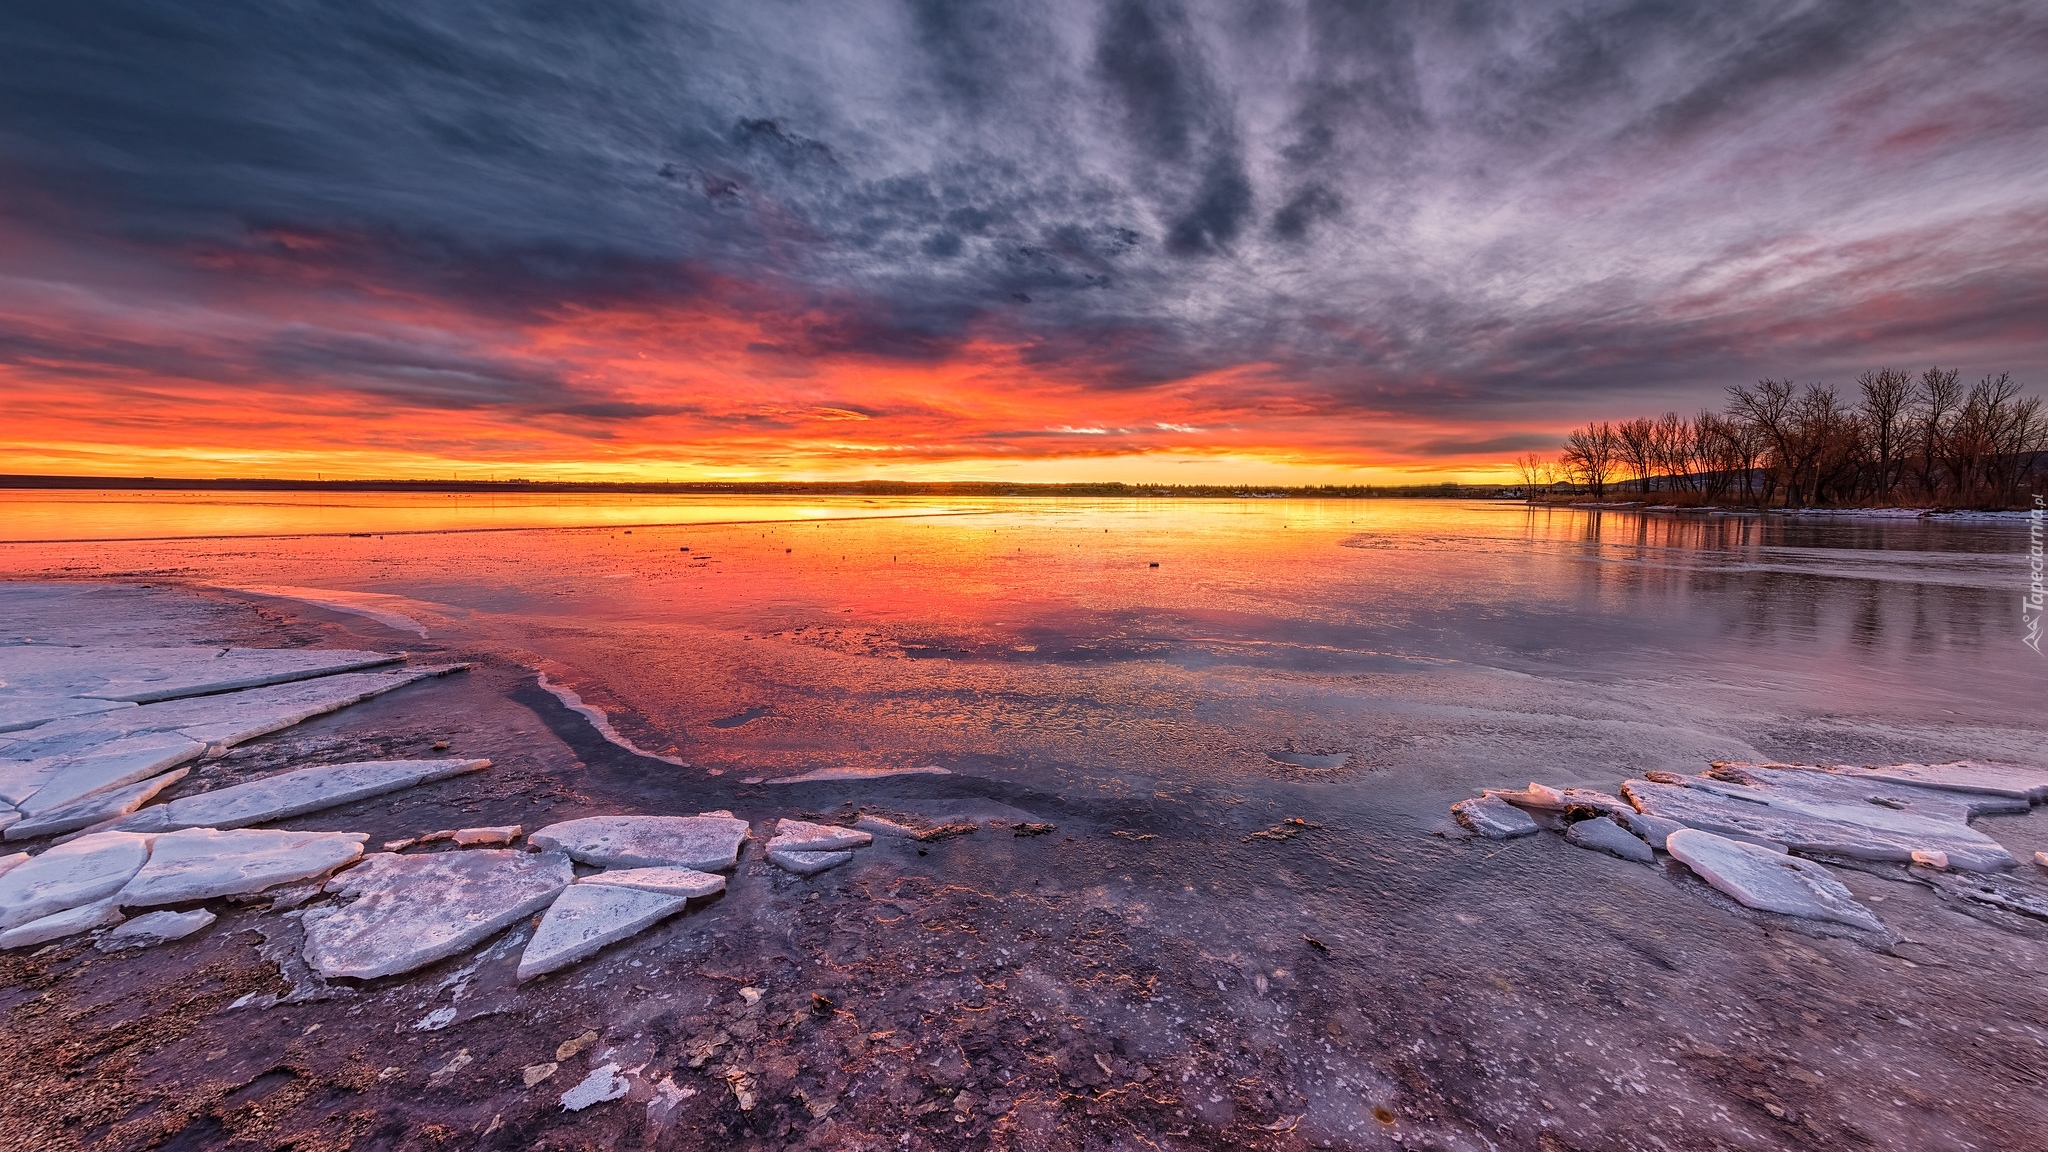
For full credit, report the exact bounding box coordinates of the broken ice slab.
[767,819,873,852]
[0,644,403,704]
[560,1063,631,1112]
[578,866,725,899]
[217,585,431,638]
[1450,795,1538,839]
[98,908,215,951]
[3,666,465,765]
[1706,763,2032,821]
[0,696,134,735]
[0,896,124,949]
[116,828,368,907]
[1564,816,1654,863]
[5,767,189,841]
[529,815,749,871]
[0,851,25,880]
[1618,809,1686,850]
[1665,828,1884,933]
[302,848,573,980]
[66,665,466,753]
[1752,760,2048,803]
[0,731,205,812]
[104,758,489,835]
[1486,784,1634,819]
[768,847,854,876]
[0,831,155,930]
[517,883,691,981]
[1622,778,2017,872]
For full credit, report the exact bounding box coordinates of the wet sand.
[3,500,2046,1150]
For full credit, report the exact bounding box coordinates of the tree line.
[1517,368,2047,509]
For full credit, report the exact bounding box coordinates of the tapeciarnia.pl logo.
[2027,494,2045,654]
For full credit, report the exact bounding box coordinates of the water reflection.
[1,496,2036,766]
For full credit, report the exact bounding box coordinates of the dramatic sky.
[2,1,2045,482]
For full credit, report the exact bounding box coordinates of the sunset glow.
[2,3,2044,482]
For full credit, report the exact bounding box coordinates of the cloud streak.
[1,0,2044,479]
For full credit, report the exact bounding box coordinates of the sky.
[2,0,2045,484]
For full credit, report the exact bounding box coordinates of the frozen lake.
[4,494,2046,1149]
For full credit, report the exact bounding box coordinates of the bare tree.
[1562,422,1618,497]
[1857,367,1910,503]
[1909,367,1962,501]
[1512,453,1548,499]
[1615,417,1657,496]
[1728,379,1797,507]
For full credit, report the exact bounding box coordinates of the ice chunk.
[578,867,725,899]
[217,586,431,638]
[98,908,215,950]
[517,883,690,980]
[1911,849,1949,869]
[768,819,872,852]
[0,696,133,734]
[2036,851,2048,870]
[302,849,573,980]
[1483,782,1568,810]
[2,731,205,812]
[117,828,367,907]
[1707,763,2028,821]
[560,1063,631,1111]
[1665,829,1884,932]
[5,768,188,841]
[529,815,749,871]
[450,825,519,846]
[105,758,489,834]
[0,644,401,704]
[768,847,853,876]
[0,851,25,880]
[0,831,154,930]
[127,666,465,750]
[1623,778,2016,871]
[742,765,950,785]
[1812,761,2048,803]
[0,897,124,949]
[1450,795,1538,839]
[1618,809,1686,850]
[1564,816,1655,862]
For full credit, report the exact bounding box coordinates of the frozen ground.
[1,499,2045,1151]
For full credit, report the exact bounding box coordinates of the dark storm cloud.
[1,0,2045,429]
